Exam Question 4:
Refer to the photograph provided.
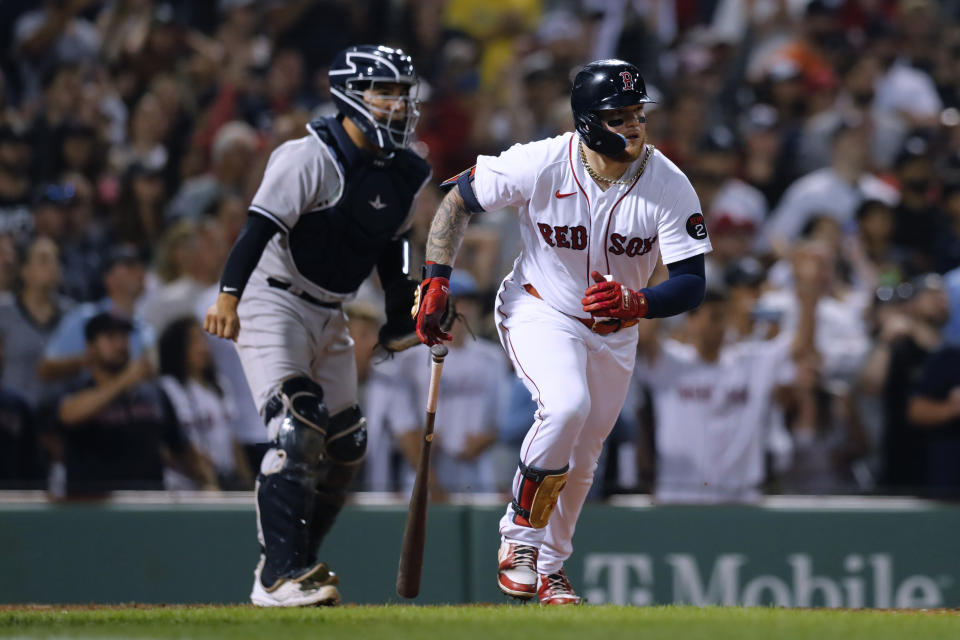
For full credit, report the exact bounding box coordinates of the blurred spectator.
[39,243,154,382]
[0,336,42,488]
[907,340,960,498]
[110,160,169,254]
[846,199,906,295]
[935,184,960,274]
[891,135,944,272]
[870,12,943,129]
[765,117,899,253]
[166,120,259,222]
[0,236,74,407]
[54,311,215,496]
[46,176,111,302]
[724,256,774,343]
[860,273,950,494]
[760,240,870,387]
[141,217,225,335]
[693,126,767,279]
[0,127,34,243]
[158,316,252,490]
[739,103,797,211]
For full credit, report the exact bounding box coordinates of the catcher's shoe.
[250,558,342,607]
[497,541,539,599]
[537,569,582,606]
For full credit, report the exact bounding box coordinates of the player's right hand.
[204,292,241,341]
[413,262,452,346]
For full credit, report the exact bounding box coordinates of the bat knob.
[430,344,448,361]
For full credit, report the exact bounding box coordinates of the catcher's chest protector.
[287,117,430,294]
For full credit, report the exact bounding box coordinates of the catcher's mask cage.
[329,45,421,151]
[571,59,655,158]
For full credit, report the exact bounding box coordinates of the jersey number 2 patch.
[686,213,708,240]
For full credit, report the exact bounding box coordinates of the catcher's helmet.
[329,45,421,150]
[571,59,654,157]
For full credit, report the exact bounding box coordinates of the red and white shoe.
[497,541,539,599]
[537,569,582,605]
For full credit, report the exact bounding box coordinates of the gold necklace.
[579,140,653,186]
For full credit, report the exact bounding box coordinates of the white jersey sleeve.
[472,139,552,211]
[655,171,712,265]
[249,136,339,231]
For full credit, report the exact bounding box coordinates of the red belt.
[522,283,638,336]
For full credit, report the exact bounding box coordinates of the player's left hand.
[581,270,648,319]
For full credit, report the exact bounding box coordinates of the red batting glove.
[581,270,648,320]
[414,262,452,346]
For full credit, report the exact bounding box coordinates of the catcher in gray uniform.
[204,44,433,607]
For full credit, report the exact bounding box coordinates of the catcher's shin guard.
[511,460,569,528]
[307,405,367,553]
[256,377,328,588]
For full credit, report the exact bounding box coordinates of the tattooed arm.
[425,185,472,266]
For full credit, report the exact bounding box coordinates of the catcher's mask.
[571,59,655,157]
[329,45,421,151]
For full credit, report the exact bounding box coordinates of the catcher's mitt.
[377,276,455,354]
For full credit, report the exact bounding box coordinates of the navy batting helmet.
[571,59,654,157]
[329,45,421,150]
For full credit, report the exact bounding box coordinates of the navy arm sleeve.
[219,212,283,298]
[639,254,706,319]
[376,235,410,287]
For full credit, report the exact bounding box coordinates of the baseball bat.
[396,343,448,599]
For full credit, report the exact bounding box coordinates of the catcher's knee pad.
[511,460,569,528]
[325,404,367,466]
[262,376,329,484]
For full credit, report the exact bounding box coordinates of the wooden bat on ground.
[396,343,448,599]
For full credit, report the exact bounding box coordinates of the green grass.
[1,605,959,640]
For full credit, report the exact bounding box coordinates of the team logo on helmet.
[620,71,634,91]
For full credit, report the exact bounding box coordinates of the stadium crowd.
[1,0,960,501]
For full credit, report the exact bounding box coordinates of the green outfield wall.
[1,496,957,607]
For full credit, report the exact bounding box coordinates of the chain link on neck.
[579,140,653,186]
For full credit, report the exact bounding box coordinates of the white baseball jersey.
[634,335,795,503]
[472,133,712,317]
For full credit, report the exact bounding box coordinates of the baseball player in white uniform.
[203,45,431,607]
[414,59,712,605]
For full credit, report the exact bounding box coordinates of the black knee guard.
[257,377,329,587]
[511,460,569,528]
[307,405,367,554]
[326,404,367,465]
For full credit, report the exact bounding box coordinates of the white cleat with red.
[537,569,582,606]
[497,541,539,599]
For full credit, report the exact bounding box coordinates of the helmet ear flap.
[575,111,627,157]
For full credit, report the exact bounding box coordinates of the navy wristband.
[422,263,452,280]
